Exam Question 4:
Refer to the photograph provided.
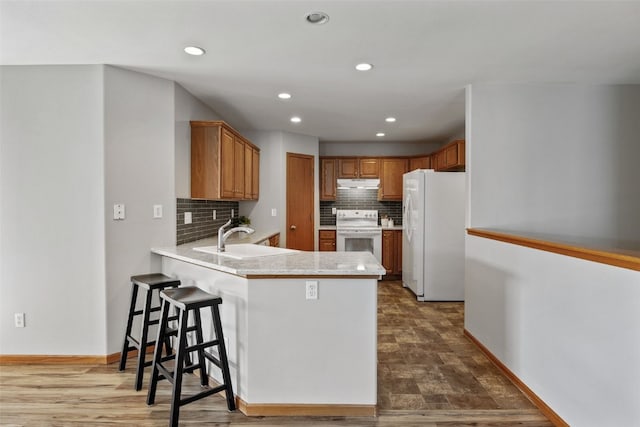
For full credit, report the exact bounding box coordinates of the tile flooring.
[377,280,539,413]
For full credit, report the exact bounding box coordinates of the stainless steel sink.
[193,243,298,260]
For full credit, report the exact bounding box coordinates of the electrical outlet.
[184,212,192,224]
[212,210,217,220]
[231,208,235,217]
[153,204,163,218]
[14,313,25,328]
[305,281,318,300]
[332,207,337,215]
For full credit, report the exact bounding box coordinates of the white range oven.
[336,209,382,262]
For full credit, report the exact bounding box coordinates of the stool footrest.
[180,384,226,407]
[184,339,219,354]
[203,351,222,368]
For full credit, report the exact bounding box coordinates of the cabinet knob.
[290,225,297,230]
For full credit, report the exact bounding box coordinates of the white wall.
[320,140,443,156]
[465,236,640,427]
[0,66,107,354]
[468,84,640,241]
[240,131,283,235]
[174,84,222,198]
[103,66,177,353]
[241,131,319,249]
[465,83,640,426]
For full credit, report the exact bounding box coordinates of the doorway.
[286,152,314,250]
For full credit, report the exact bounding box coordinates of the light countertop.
[152,230,386,278]
[319,225,403,230]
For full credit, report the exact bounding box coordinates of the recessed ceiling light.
[184,46,205,56]
[355,63,373,71]
[305,11,330,25]
[290,116,302,123]
[376,132,385,137]
[278,93,292,100]
[385,117,396,123]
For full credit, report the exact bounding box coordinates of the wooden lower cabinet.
[318,230,336,251]
[382,230,402,277]
[268,233,280,247]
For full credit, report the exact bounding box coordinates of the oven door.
[336,230,382,262]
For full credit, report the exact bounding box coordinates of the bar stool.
[119,273,181,391]
[147,286,235,427]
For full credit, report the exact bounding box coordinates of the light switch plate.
[113,204,125,220]
[271,208,277,217]
[184,212,192,224]
[332,207,337,215]
[153,205,163,218]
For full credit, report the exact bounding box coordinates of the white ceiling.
[2,0,640,143]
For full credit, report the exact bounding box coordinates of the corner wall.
[103,66,176,353]
[465,83,640,426]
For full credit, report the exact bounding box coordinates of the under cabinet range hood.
[337,178,380,189]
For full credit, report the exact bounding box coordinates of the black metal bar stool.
[147,286,235,427]
[119,273,181,391]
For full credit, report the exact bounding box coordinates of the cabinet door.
[318,230,336,251]
[379,158,408,201]
[338,158,359,178]
[252,148,260,200]
[382,230,395,273]
[444,143,459,168]
[394,230,403,275]
[233,137,245,199]
[244,143,253,199]
[409,156,430,171]
[359,158,379,178]
[320,158,337,200]
[220,128,235,198]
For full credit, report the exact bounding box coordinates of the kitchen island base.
[160,256,378,416]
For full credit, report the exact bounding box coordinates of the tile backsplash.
[320,188,402,226]
[177,198,240,245]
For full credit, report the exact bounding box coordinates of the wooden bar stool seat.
[118,273,181,391]
[147,286,235,427]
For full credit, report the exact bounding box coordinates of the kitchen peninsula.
[151,234,385,417]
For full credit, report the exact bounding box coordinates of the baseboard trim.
[0,354,109,365]
[463,329,569,427]
[236,397,377,417]
[0,349,149,365]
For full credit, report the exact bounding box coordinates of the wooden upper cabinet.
[337,157,379,178]
[244,144,253,199]
[337,158,359,178]
[434,139,465,171]
[233,137,245,199]
[320,158,337,200]
[409,156,430,171]
[191,121,260,200]
[251,148,260,200]
[220,128,236,199]
[359,158,379,178]
[379,158,408,201]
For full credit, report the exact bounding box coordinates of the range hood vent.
[337,178,380,189]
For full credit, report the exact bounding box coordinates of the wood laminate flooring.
[0,281,553,426]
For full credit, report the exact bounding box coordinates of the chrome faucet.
[217,219,255,252]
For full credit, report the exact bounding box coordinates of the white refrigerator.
[402,169,465,301]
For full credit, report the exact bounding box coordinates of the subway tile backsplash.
[176,198,240,245]
[320,188,402,226]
